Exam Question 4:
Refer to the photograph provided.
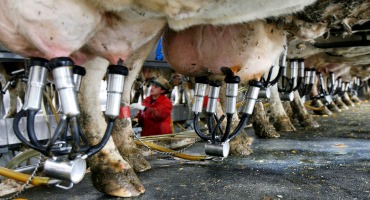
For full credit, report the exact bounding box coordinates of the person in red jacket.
[130,77,173,136]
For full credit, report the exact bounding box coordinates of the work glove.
[130,103,146,111]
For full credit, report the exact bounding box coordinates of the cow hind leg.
[269,85,295,132]
[327,101,341,113]
[251,102,280,138]
[110,31,164,172]
[80,57,144,197]
[290,91,319,128]
[310,99,333,115]
[334,97,349,110]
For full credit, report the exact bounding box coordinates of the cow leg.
[310,99,333,115]
[334,96,349,110]
[80,57,144,197]
[290,91,319,128]
[350,95,361,103]
[111,30,164,172]
[327,101,341,113]
[251,102,280,138]
[269,85,295,131]
[283,101,294,119]
[342,92,355,107]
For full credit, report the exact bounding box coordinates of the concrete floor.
[2,101,370,200]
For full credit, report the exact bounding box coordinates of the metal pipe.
[192,76,208,114]
[224,74,240,114]
[23,58,49,111]
[105,65,128,119]
[297,59,305,78]
[206,81,221,114]
[309,70,316,84]
[72,65,86,92]
[49,57,79,117]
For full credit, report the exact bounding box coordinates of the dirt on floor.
[1,101,370,200]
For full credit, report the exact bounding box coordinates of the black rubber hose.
[269,65,284,87]
[305,84,313,97]
[13,109,47,155]
[211,115,225,143]
[69,117,80,147]
[212,114,225,137]
[193,113,212,141]
[278,76,288,93]
[27,110,43,147]
[77,120,88,145]
[207,113,215,142]
[221,113,233,142]
[84,118,115,158]
[228,113,250,141]
[293,77,303,91]
[45,116,67,155]
[60,118,69,142]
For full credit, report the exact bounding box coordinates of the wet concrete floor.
[3,101,370,200]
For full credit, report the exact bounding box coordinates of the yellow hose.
[135,141,208,161]
[304,102,326,111]
[0,166,49,186]
[43,91,59,123]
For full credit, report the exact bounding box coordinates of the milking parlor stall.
[0,0,370,199]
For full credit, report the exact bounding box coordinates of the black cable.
[269,65,284,86]
[26,110,43,147]
[211,115,225,143]
[13,109,47,155]
[45,116,67,155]
[228,113,250,141]
[207,113,215,143]
[77,120,89,145]
[193,113,212,141]
[84,118,116,158]
[221,114,233,142]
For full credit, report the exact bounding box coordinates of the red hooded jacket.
[137,95,173,136]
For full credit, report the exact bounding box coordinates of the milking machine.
[12,57,128,187]
[313,72,333,105]
[192,67,262,158]
[349,76,363,97]
[277,56,315,101]
[259,60,284,99]
[277,50,296,101]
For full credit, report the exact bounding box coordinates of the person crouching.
[130,77,173,136]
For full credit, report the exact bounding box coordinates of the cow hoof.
[273,118,296,132]
[255,128,280,138]
[335,100,349,110]
[327,102,341,113]
[123,151,152,172]
[351,96,361,103]
[88,149,145,197]
[229,132,253,156]
[300,118,320,128]
[311,100,332,115]
[91,166,145,197]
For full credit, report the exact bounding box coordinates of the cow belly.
[163,20,286,82]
